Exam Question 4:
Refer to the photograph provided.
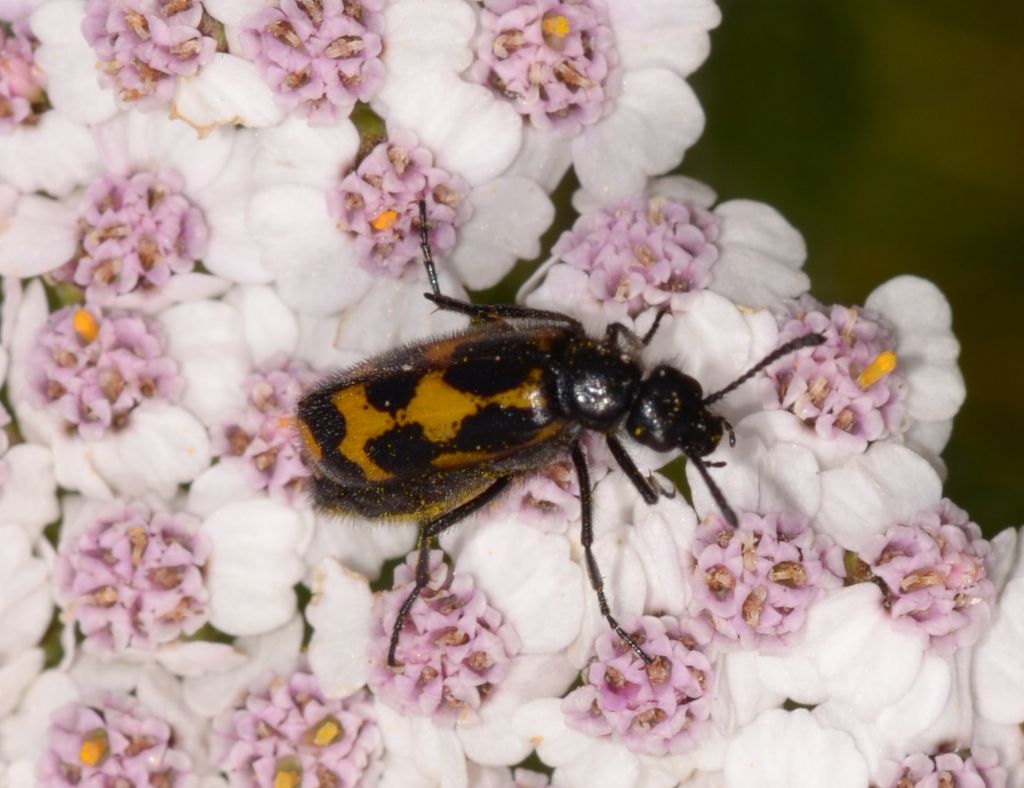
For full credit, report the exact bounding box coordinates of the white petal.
[974,577,1024,725]
[195,131,274,283]
[250,116,360,190]
[627,492,698,616]
[719,651,786,728]
[94,110,234,192]
[731,410,861,471]
[89,404,212,500]
[248,184,372,315]
[225,284,299,364]
[865,275,954,337]
[0,195,78,277]
[156,641,247,677]
[31,0,119,124]
[381,0,476,74]
[376,702,469,788]
[570,531,646,669]
[0,111,100,197]
[172,53,287,132]
[330,276,467,356]
[186,461,257,517]
[724,709,868,788]
[804,584,926,716]
[649,174,718,208]
[711,200,810,308]
[902,360,965,422]
[306,558,373,698]
[987,527,1023,593]
[159,300,249,426]
[557,740,641,788]
[607,0,720,76]
[0,525,52,656]
[687,432,821,523]
[573,69,703,201]
[135,664,211,769]
[304,513,417,581]
[447,177,554,290]
[506,127,573,193]
[202,0,259,28]
[377,74,522,185]
[51,431,115,499]
[452,515,585,654]
[511,697,593,767]
[0,669,79,764]
[816,441,942,553]
[457,653,577,766]
[0,444,59,540]
[645,291,753,394]
[903,418,953,467]
[202,498,309,636]
[182,617,303,717]
[0,648,44,718]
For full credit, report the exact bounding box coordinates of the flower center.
[81,0,217,106]
[52,170,209,305]
[40,694,191,785]
[29,306,181,438]
[690,512,840,649]
[553,195,721,317]
[239,0,385,123]
[213,668,381,786]
[327,130,471,279]
[470,0,621,136]
[56,504,209,652]
[0,22,48,132]
[765,300,907,449]
[368,551,519,722]
[562,614,716,756]
[859,499,995,652]
[215,356,315,503]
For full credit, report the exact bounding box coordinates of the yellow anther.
[370,209,398,231]
[79,730,109,767]
[856,350,897,389]
[311,717,343,747]
[273,761,302,788]
[542,15,571,38]
[72,309,99,343]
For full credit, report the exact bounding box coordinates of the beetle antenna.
[686,451,738,527]
[703,332,826,407]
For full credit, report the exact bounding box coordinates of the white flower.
[723,708,868,788]
[248,119,554,325]
[473,0,721,199]
[7,281,212,501]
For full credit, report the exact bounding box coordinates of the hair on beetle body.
[296,201,825,666]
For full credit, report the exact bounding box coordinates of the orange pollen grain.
[856,350,897,389]
[79,731,109,767]
[73,309,100,343]
[542,15,570,37]
[370,209,399,231]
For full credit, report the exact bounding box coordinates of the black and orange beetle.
[297,202,824,665]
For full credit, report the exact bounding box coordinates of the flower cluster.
[0,0,1017,785]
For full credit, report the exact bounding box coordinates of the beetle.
[297,201,824,666]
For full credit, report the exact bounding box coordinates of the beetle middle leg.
[571,440,652,664]
[388,476,512,666]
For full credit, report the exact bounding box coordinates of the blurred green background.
[682,0,1023,535]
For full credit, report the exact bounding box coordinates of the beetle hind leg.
[387,476,512,667]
